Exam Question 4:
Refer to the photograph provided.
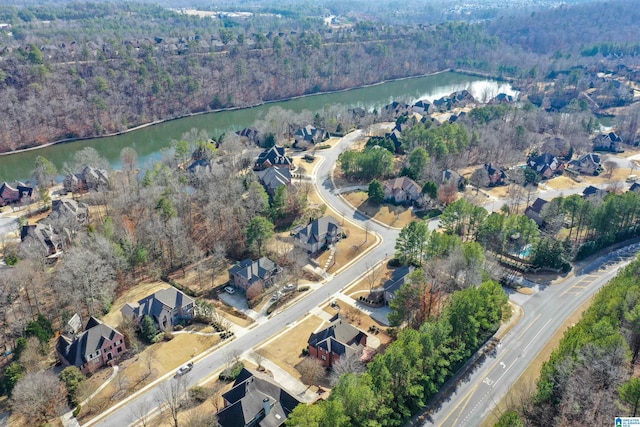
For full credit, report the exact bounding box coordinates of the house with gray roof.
[56,317,126,375]
[63,166,109,194]
[121,287,195,331]
[567,153,603,176]
[293,125,328,149]
[307,315,367,367]
[254,146,292,171]
[293,215,343,253]
[256,166,291,197]
[217,368,301,427]
[228,257,281,294]
[524,198,549,227]
[383,266,415,303]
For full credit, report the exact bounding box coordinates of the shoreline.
[0,68,501,158]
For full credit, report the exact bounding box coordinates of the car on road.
[224,286,235,294]
[283,284,296,292]
[176,362,193,376]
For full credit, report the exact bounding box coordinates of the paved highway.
[420,242,640,427]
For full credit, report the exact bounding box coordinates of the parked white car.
[224,286,235,294]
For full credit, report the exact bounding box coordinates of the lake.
[0,72,516,182]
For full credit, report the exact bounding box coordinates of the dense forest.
[0,0,638,153]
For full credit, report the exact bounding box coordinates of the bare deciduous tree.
[329,352,366,386]
[156,376,188,427]
[298,357,325,389]
[10,371,66,424]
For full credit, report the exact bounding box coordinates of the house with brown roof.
[382,177,421,205]
[254,146,292,171]
[228,257,281,294]
[307,315,367,367]
[56,316,126,375]
[121,287,195,331]
[484,164,508,186]
[0,182,32,207]
[217,368,301,427]
[293,215,343,253]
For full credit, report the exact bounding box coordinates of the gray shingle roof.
[229,257,280,285]
[57,317,121,367]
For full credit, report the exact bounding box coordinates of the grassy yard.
[78,333,220,423]
[342,191,419,228]
[257,315,325,381]
[102,280,169,327]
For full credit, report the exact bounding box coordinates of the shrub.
[163,331,174,341]
[72,404,81,418]
[139,315,159,344]
[189,386,211,403]
[297,285,310,292]
[219,362,244,382]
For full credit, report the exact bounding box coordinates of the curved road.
[86,129,639,427]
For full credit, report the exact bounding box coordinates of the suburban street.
[82,129,639,427]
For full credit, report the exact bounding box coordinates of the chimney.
[263,397,271,415]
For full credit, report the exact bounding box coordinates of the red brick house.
[307,315,367,368]
[56,317,126,375]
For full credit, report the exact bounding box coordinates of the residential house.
[293,215,343,253]
[307,315,368,367]
[442,169,465,190]
[381,101,411,120]
[228,257,282,294]
[256,166,291,197]
[412,100,434,116]
[63,166,109,194]
[254,146,292,171]
[524,198,549,227]
[293,125,328,149]
[433,95,452,112]
[121,287,195,331]
[236,127,261,145]
[489,93,515,104]
[593,132,623,153]
[450,90,476,107]
[56,316,126,375]
[217,368,301,427]
[567,153,603,176]
[383,266,415,303]
[20,223,70,258]
[51,199,89,224]
[0,182,33,207]
[527,152,565,179]
[484,164,508,186]
[186,158,211,175]
[382,177,421,204]
[582,185,608,199]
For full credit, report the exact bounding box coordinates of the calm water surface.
[0,72,516,182]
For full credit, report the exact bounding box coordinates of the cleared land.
[342,191,419,228]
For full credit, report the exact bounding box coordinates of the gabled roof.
[294,215,342,246]
[630,182,640,193]
[294,125,325,141]
[528,198,549,214]
[583,185,608,198]
[484,163,507,179]
[256,166,291,193]
[131,287,195,320]
[255,146,291,169]
[382,177,421,199]
[307,315,367,358]
[383,266,415,296]
[57,317,122,367]
[442,169,463,184]
[229,257,280,285]
[218,368,301,427]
